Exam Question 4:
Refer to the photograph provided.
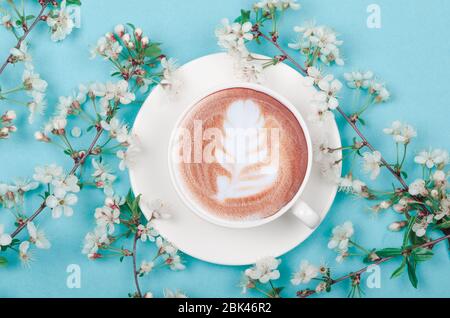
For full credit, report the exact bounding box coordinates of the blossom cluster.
[288,21,344,66]
[91,24,180,94]
[0,0,80,138]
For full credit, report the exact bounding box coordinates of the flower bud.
[431,189,439,198]
[122,33,131,43]
[34,131,50,142]
[2,110,16,122]
[126,41,135,49]
[141,36,149,47]
[114,24,125,37]
[388,221,407,232]
[134,28,143,38]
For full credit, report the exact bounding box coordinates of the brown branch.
[0,2,49,77]
[10,128,104,239]
[258,31,411,190]
[132,232,143,298]
[298,234,450,298]
[257,32,307,74]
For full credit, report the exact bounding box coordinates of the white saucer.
[129,53,341,266]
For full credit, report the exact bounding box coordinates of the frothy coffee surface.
[173,88,308,221]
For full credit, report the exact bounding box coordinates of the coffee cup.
[168,83,320,229]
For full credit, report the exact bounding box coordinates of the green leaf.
[144,44,162,58]
[0,257,7,267]
[406,257,418,288]
[66,0,82,6]
[375,248,403,258]
[403,216,417,248]
[437,221,450,229]
[412,247,434,262]
[126,23,136,30]
[400,171,408,179]
[25,15,35,21]
[391,259,406,278]
[357,117,366,126]
[234,10,251,24]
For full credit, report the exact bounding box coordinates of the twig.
[0,2,49,77]
[10,128,104,239]
[257,32,307,74]
[132,232,143,298]
[298,234,450,298]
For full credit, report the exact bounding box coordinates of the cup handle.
[291,200,321,229]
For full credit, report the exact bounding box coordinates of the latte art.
[171,88,309,221]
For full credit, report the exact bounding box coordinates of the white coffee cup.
[168,83,321,229]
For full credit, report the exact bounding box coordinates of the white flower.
[104,80,135,105]
[369,80,390,103]
[11,178,39,193]
[46,0,75,42]
[138,222,158,242]
[319,152,341,183]
[244,257,281,284]
[0,224,12,247]
[22,64,48,93]
[165,254,186,271]
[291,260,319,285]
[312,135,331,163]
[315,282,328,293]
[164,289,188,298]
[45,188,78,218]
[88,82,107,97]
[46,116,67,134]
[143,292,153,298]
[101,118,129,143]
[10,42,31,63]
[304,67,330,86]
[104,195,124,213]
[308,99,335,125]
[144,198,171,220]
[412,215,433,237]
[116,145,140,171]
[435,198,450,221]
[95,206,120,234]
[216,19,253,58]
[344,71,373,89]
[19,241,32,266]
[328,221,354,253]
[91,35,123,60]
[91,159,116,193]
[139,260,154,275]
[255,0,301,11]
[27,222,51,249]
[2,14,12,29]
[159,57,182,93]
[414,149,449,169]
[82,227,109,255]
[362,151,382,180]
[433,170,447,184]
[156,237,177,255]
[338,175,367,195]
[317,77,342,109]
[33,164,63,184]
[408,179,428,197]
[388,221,407,232]
[289,23,344,66]
[383,121,416,145]
[52,175,80,193]
[235,58,264,83]
[27,91,46,124]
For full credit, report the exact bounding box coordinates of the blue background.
[0,0,449,298]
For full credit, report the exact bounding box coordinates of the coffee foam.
[174,88,308,221]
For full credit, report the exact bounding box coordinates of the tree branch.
[10,128,104,239]
[298,234,450,298]
[132,232,143,298]
[0,2,49,77]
